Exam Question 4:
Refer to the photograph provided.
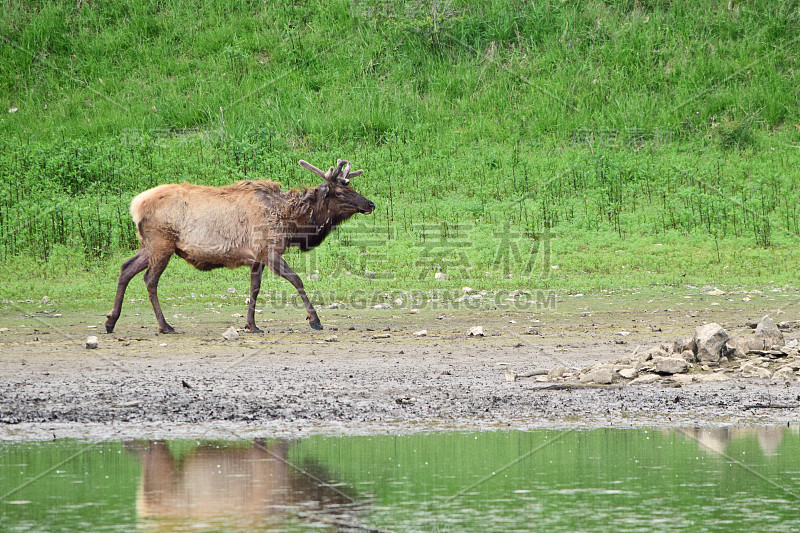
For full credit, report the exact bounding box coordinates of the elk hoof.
[159,326,176,334]
[105,323,115,334]
[246,325,264,334]
[309,321,323,330]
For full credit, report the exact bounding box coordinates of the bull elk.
[130,439,361,530]
[105,159,375,334]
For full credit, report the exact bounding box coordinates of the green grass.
[1,0,800,306]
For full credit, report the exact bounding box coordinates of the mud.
[2,291,799,440]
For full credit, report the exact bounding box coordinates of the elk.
[105,159,374,334]
[130,439,360,530]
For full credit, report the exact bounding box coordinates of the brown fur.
[106,160,374,334]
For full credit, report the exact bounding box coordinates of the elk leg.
[143,253,174,334]
[265,252,322,330]
[106,249,149,333]
[245,263,264,333]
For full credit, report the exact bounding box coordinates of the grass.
[1,0,800,308]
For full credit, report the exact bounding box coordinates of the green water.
[2,427,799,532]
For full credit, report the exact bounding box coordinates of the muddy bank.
[1,292,799,439]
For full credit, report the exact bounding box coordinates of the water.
[2,426,800,532]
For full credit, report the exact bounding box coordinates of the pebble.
[222,327,239,341]
[468,326,485,337]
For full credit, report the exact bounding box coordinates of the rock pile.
[533,316,799,386]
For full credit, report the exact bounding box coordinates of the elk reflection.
[128,439,361,531]
[675,425,792,456]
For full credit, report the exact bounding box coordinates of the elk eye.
[335,190,344,198]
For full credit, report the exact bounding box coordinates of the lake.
[2,426,799,532]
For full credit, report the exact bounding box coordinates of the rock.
[524,327,541,335]
[222,327,239,341]
[372,302,391,309]
[678,337,697,354]
[85,336,99,349]
[580,366,614,384]
[748,349,788,358]
[505,368,516,382]
[680,350,696,363]
[413,330,428,337]
[740,363,772,380]
[706,288,725,296]
[725,335,751,359]
[638,346,668,363]
[773,366,797,383]
[618,367,638,379]
[754,315,785,350]
[308,273,319,281]
[636,346,669,370]
[468,326,485,337]
[693,323,729,363]
[697,373,729,382]
[547,365,568,379]
[323,335,338,342]
[364,270,376,279]
[653,356,689,375]
[372,334,391,339]
[629,374,660,385]
[461,286,473,293]
[434,272,448,281]
[670,373,694,385]
[327,302,341,309]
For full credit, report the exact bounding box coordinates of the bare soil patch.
[2,291,799,439]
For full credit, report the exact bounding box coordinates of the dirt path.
[2,290,799,439]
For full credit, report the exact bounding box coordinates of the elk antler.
[335,159,351,184]
[298,160,327,179]
[335,159,364,184]
[300,159,363,185]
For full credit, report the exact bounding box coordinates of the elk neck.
[283,186,349,251]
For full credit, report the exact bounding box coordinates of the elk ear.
[318,183,329,198]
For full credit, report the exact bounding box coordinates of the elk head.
[299,159,375,217]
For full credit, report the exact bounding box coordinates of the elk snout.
[362,200,376,214]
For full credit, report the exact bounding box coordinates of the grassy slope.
[1,0,800,306]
